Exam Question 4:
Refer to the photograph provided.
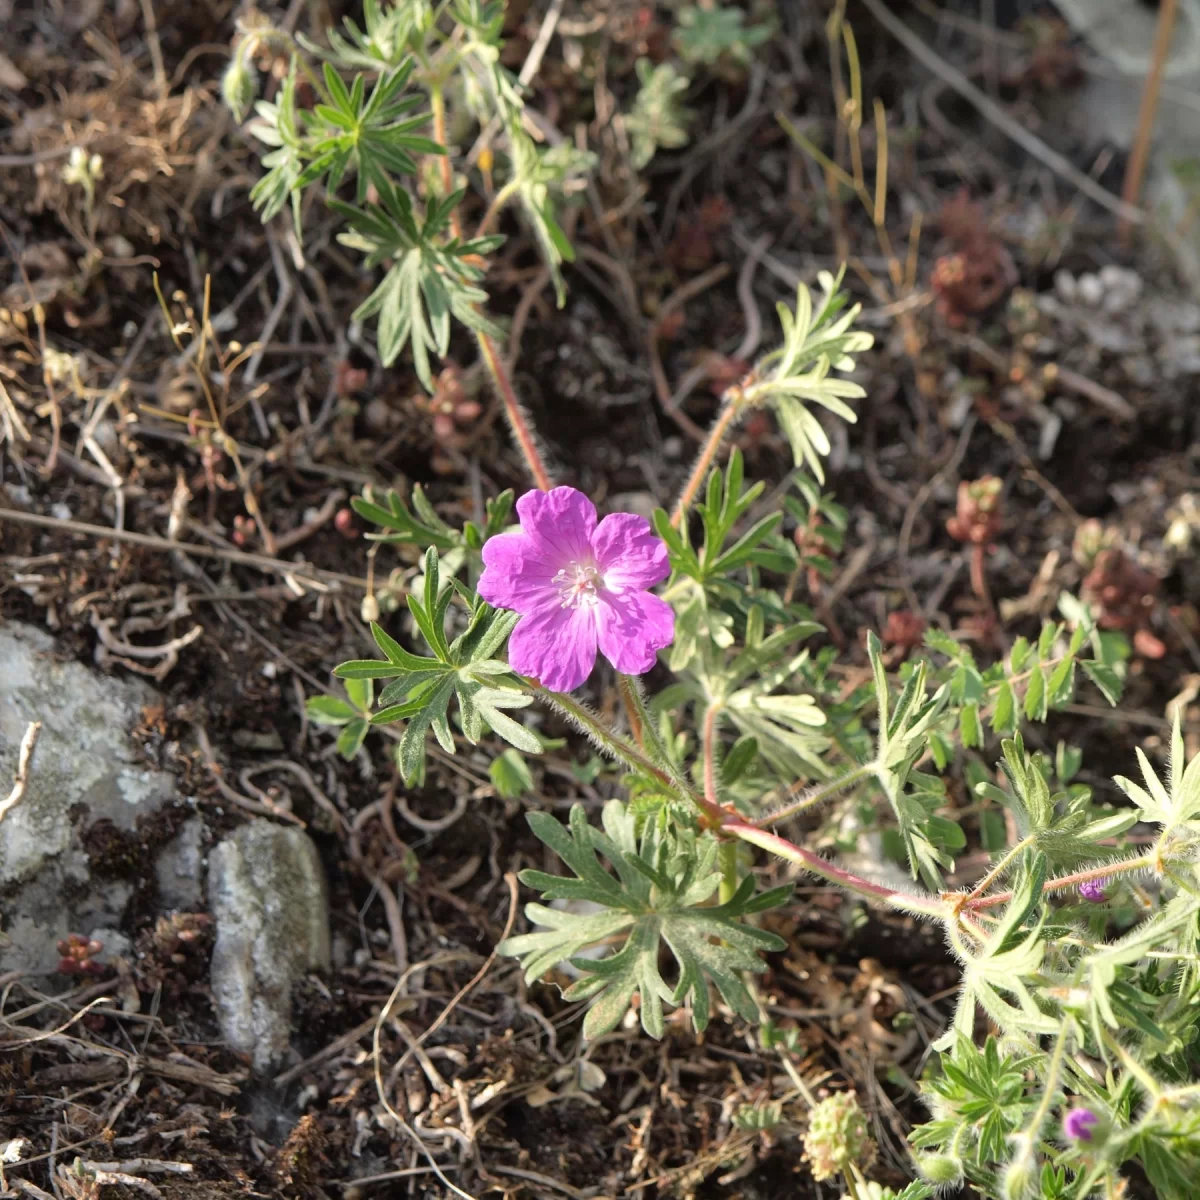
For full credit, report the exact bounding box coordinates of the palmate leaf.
[249,61,306,233]
[626,59,693,169]
[333,177,504,386]
[500,802,791,1038]
[306,676,374,759]
[940,854,1058,1047]
[867,633,953,888]
[674,4,773,66]
[333,547,537,783]
[745,269,873,484]
[297,0,435,71]
[297,60,443,203]
[1114,709,1200,832]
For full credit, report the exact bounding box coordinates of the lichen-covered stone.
[207,819,330,1072]
[0,622,176,974]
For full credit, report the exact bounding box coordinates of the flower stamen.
[554,561,604,608]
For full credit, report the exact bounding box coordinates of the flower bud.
[916,1152,964,1187]
[1000,1140,1037,1200]
[221,48,257,122]
[1063,1107,1103,1144]
[361,593,380,623]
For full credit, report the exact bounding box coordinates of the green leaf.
[674,3,773,66]
[959,702,981,749]
[501,803,791,1038]
[625,59,693,169]
[1009,636,1032,673]
[336,717,370,758]
[1023,664,1047,722]
[306,695,356,725]
[1081,659,1123,706]
[490,748,534,799]
[333,177,502,388]
[991,681,1015,734]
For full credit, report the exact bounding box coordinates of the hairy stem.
[702,704,721,808]
[964,854,1154,912]
[617,674,647,750]
[671,399,740,528]
[426,89,552,491]
[725,816,946,917]
[959,835,1036,906]
[476,331,553,492]
[756,761,873,826]
[475,179,520,240]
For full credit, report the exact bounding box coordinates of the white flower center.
[553,560,605,609]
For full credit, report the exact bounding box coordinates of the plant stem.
[959,835,1035,906]
[1118,0,1178,244]
[617,674,646,749]
[426,89,551,491]
[719,840,739,905]
[671,399,740,528]
[964,854,1154,912]
[475,179,520,240]
[702,703,721,808]
[756,761,873,826]
[724,816,946,917]
[476,331,553,492]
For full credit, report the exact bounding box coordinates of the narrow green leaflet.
[500,802,791,1038]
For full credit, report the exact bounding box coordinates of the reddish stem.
[476,332,553,492]
[962,855,1152,912]
[671,401,739,528]
[702,705,721,807]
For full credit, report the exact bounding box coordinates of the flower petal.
[478,530,563,613]
[515,487,597,563]
[591,513,670,592]
[507,603,598,692]
[595,590,675,676]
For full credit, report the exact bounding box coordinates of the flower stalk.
[671,397,740,527]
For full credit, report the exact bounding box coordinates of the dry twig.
[0,722,42,826]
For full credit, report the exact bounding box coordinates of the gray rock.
[0,621,176,974]
[156,816,207,911]
[207,820,330,1072]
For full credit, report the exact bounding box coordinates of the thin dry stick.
[0,507,366,590]
[1119,0,1179,243]
[0,722,42,825]
[859,0,1143,225]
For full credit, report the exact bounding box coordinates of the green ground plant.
[226,4,1200,1196]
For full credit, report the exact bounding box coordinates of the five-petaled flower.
[477,487,674,693]
[1063,1108,1099,1143]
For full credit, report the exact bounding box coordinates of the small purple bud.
[1078,879,1108,903]
[1063,1108,1099,1142]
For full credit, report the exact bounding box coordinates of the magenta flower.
[477,487,674,693]
[1079,878,1108,903]
[1063,1107,1099,1143]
